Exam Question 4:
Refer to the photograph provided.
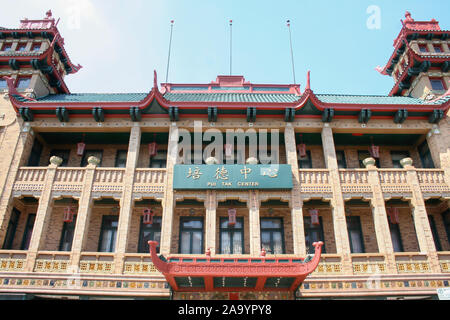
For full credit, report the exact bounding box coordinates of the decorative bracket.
[284,108,295,122]
[19,107,34,122]
[169,106,179,122]
[56,107,69,122]
[394,109,408,124]
[358,109,372,124]
[208,106,217,122]
[246,107,256,122]
[92,107,104,122]
[429,109,444,124]
[321,108,334,123]
[129,107,142,122]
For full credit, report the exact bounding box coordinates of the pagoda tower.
[0,10,81,99]
[377,11,450,99]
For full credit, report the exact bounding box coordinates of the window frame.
[389,220,404,252]
[219,217,244,254]
[358,150,380,168]
[430,78,446,91]
[15,77,31,90]
[49,149,71,167]
[2,43,12,52]
[59,214,77,251]
[346,216,365,253]
[418,141,435,168]
[16,43,27,52]
[20,213,36,250]
[336,150,347,169]
[178,217,204,254]
[418,44,428,53]
[138,216,162,253]
[304,216,326,254]
[442,210,450,247]
[3,208,21,250]
[428,215,442,251]
[97,215,119,253]
[149,149,167,168]
[260,217,285,254]
[80,150,103,167]
[114,150,128,168]
[298,150,313,169]
[390,150,410,168]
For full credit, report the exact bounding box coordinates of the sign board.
[437,287,450,300]
[173,164,293,190]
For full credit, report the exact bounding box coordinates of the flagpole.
[165,20,174,83]
[287,19,296,84]
[229,19,233,75]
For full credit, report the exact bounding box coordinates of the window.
[98,216,118,252]
[391,151,410,168]
[442,210,450,246]
[2,43,12,51]
[298,150,312,169]
[0,79,7,90]
[81,150,103,167]
[418,141,435,168]
[219,217,244,254]
[179,217,203,254]
[31,44,41,52]
[17,43,27,51]
[433,45,442,53]
[3,208,21,250]
[346,216,365,253]
[260,218,285,254]
[304,216,326,254]
[138,216,161,253]
[27,139,43,167]
[16,77,31,90]
[358,150,380,168]
[430,79,445,91]
[418,44,428,53]
[428,215,442,251]
[149,150,167,168]
[59,215,77,251]
[49,149,70,167]
[115,150,127,168]
[389,221,404,252]
[336,150,347,169]
[20,214,36,250]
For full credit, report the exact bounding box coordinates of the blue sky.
[1,0,449,95]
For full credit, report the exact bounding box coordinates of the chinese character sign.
[173,164,293,190]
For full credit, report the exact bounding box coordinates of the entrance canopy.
[148,241,323,292]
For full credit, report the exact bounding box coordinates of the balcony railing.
[79,253,114,274]
[310,254,342,275]
[34,251,71,273]
[298,169,331,194]
[123,254,161,275]
[351,253,387,274]
[0,250,27,272]
[437,252,450,273]
[339,169,372,193]
[395,253,430,273]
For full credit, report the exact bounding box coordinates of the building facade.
[0,11,449,300]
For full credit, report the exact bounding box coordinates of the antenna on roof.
[229,19,233,75]
[286,19,296,84]
[165,20,174,84]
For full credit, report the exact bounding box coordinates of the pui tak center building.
[0,10,449,300]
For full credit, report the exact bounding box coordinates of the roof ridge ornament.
[305,70,311,91]
[2,76,36,102]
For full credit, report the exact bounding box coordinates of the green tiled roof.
[29,92,447,105]
[162,92,300,103]
[36,93,149,103]
[315,94,439,105]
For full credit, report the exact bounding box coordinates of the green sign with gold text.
[173,164,293,190]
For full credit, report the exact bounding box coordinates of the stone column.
[364,158,397,274]
[426,126,450,183]
[160,123,179,255]
[0,124,34,247]
[205,190,217,255]
[248,190,261,256]
[68,157,99,270]
[284,124,306,255]
[114,125,141,273]
[401,158,440,273]
[24,156,61,271]
[321,125,352,273]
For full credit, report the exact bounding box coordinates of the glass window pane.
[232,232,243,254]
[261,231,271,251]
[0,79,7,89]
[221,232,231,254]
[261,219,281,229]
[182,220,202,229]
[16,78,31,89]
[192,231,202,253]
[272,232,283,254]
[180,232,191,253]
[350,230,363,253]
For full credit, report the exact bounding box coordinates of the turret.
[0,10,81,98]
[377,11,450,99]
